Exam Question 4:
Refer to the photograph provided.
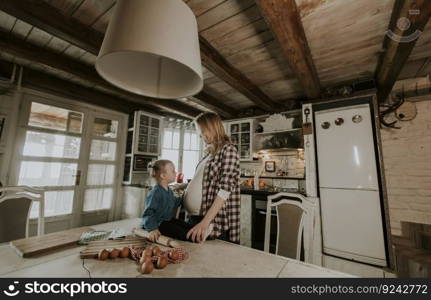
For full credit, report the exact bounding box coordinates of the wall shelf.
[257,148,303,153]
[240,175,305,180]
[255,128,302,135]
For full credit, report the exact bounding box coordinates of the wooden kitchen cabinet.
[226,119,256,161]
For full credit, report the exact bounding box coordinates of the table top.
[0,218,353,278]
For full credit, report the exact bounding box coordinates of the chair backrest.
[264,193,307,260]
[0,186,45,243]
[0,197,32,243]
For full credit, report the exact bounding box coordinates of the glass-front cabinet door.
[134,111,161,156]
[227,120,254,161]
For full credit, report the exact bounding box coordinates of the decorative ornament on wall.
[259,114,294,133]
[395,101,417,121]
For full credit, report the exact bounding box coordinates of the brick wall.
[381,100,431,236]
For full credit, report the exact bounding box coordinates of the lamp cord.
[82,259,92,278]
[156,56,162,98]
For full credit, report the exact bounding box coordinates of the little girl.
[141,159,212,242]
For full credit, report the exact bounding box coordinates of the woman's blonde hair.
[194,112,230,154]
[150,159,173,179]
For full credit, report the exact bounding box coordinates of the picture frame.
[265,161,276,172]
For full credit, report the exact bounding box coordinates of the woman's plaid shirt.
[201,143,241,242]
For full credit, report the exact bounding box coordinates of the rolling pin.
[133,228,181,248]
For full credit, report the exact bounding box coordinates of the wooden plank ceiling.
[0,0,430,119]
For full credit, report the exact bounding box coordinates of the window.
[161,127,180,169]
[20,102,84,217]
[16,99,124,221]
[182,129,200,180]
[28,102,83,133]
[160,123,201,181]
[82,116,120,212]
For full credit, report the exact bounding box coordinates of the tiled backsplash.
[240,149,305,190]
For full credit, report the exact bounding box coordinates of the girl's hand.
[171,183,188,190]
[148,229,161,242]
[186,220,210,243]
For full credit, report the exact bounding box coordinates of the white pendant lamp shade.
[95,0,203,99]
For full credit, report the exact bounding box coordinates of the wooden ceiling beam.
[0,0,280,113]
[375,0,431,102]
[0,59,194,120]
[154,100,201,119]
[0,30,201,119]
[199,36,280,112]
[192,90,239,119]
[0,59,141,115]
[0,0,102,54]
[255,0,322,100]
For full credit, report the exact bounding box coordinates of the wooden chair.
[264,192,308,260]
[0,186,45,243]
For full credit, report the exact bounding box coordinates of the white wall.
[122,186,148,219]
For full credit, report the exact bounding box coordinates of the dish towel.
[78,228,128,245]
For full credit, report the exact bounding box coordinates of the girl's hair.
[150,159,173,179]
[194,112,230,154]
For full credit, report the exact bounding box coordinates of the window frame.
[161,124,203,178]
[9,90,127,228]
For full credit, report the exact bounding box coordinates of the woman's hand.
[148,229,161,242]
[186,220,210,243]
[186,196,225,243]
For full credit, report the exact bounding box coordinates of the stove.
[250,190,306,254]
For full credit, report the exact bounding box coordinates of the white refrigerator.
[315,103,388,267]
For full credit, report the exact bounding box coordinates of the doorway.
[9,92,126,233]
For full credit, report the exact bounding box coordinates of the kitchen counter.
[0,218,352,278]
[240,188,278,196]
[240,188,306,197]
[122,184,151,188]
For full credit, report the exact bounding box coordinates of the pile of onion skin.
[97,247,130,260]
[97,245,179,274]
[139,246,179,274]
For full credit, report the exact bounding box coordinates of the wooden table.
[0,218,353,278]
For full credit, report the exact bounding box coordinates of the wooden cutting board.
[80,236,150,259]
[10,226,94,258]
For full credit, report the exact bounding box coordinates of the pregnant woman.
[182,112,241,244]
